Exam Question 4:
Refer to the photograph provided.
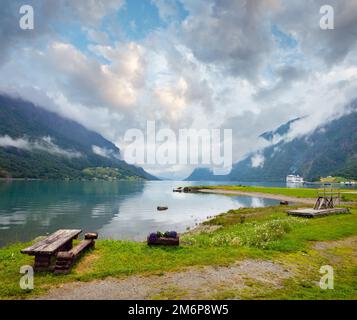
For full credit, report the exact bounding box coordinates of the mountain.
[186,104,357,181]
[259,117,302,142]
[185,168,212,181]
[184,167,228,181]
[0,94,157,180]
[230,108,357,181]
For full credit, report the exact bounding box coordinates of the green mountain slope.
[0,95,157,180]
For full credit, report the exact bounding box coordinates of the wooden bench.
[54,233,98,274]
[21,229,82,272]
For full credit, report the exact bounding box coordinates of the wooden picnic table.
[21,229,82,271]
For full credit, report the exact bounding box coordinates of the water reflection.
[0,180,279,246]
[0,181,144,246]
[286,182,304,189]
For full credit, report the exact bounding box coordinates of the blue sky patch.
[271,24,298,49]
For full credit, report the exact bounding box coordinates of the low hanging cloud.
[251,153,265,168]
[0,135,82,158]
[92,145,120,160]
[0,135,30,150]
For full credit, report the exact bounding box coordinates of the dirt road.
[38,259,292,300]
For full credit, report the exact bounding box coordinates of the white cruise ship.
[286,174,304,183]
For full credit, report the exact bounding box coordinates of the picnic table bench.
[21,229,82,272]
[54,233,98,274]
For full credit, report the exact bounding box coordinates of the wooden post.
[34,254,51,272]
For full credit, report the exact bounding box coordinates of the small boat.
[280,201,289,205]
[173,187,183,192]
[157,206,168,211]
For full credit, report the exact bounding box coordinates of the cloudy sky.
[0,0,357,179]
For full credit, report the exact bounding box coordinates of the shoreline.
[190,186,357,205]
[196,188,316,204]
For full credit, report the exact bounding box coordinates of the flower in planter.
[149,231,178,240]
[164,231,178,238]
[148,233,158,242]
[157,231,165,238]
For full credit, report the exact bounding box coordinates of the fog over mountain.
[0,95,157,180]
[186,100,357,181]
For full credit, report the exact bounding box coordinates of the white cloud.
[46,42,139,109]
[152,0,181,22]
[73,0,124,26]
[0,135,31,150]
[92,145,120,159]
[180,0,281,80]
[0,135,82,158]
[251,153,265,168]
[154,77,188,121]
[84,28,110,44]
[39,136,83,158]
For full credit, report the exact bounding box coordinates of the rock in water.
[157,206,168,211]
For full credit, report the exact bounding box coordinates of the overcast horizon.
[1,0,357,179]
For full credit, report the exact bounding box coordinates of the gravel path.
[38,259,292,300]
[197,188,316,204]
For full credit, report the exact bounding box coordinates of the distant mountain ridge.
[184,168,226,181]
[259,117,302,142]
[186,103,357,181]
[0,94,157,180]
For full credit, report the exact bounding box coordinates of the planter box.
[147,237,180,246]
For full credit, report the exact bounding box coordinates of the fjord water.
[0,180,282,247]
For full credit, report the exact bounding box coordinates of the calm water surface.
[0,180,286,247]
[1,179,353,247]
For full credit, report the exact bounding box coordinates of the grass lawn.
[193,185,357,202]
[0,204,356,300]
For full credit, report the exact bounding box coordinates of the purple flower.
[148,233,158,242]
[164,231,177,238]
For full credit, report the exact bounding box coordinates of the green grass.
[193,185,357,202]
[1,205,356,300]
[320,176,356,183]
